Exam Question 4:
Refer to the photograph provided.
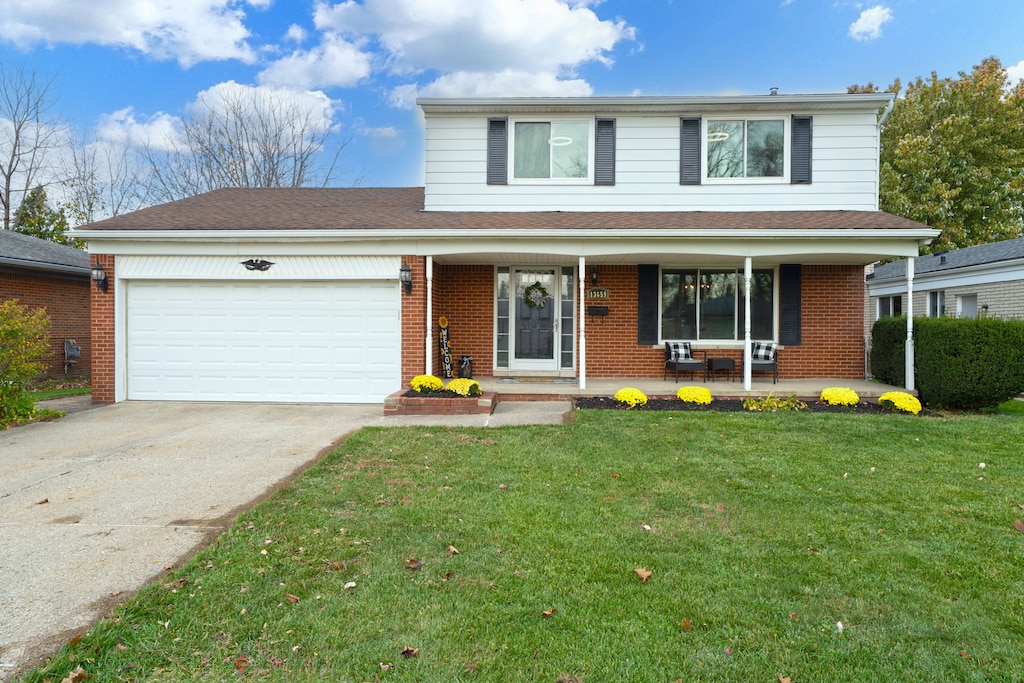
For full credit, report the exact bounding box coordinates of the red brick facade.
[399,256,428,385]
[402,262,868,382]
[90,255,116,404]
[0,270,91,379]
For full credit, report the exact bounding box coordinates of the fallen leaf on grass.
[447,545,460,557]
[499,483,508,489]
[406,558,422,570]
[961,650,971,659]
[1015,519,1024,534]
[555,675,582,683]
[344,581,357,590]
[542,608,556,618]
[61,665,90,683]
[634,567,653,583]
[401,646,419,658]
[380,662,393,671]
[284,594,300,604]
[681,618,693,630]
[716,501,725,512]
[779,676,792,683]
[1012,501,1024,510]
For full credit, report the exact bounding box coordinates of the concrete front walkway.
[0,400,572,680]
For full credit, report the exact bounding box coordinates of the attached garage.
[117,255,401,404]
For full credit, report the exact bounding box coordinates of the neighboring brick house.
[0,230,91,378]
[77,93,938,405]
[866,237,1024,328]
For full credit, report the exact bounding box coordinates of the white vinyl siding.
[424,111,880,212]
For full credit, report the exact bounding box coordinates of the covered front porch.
[474,375,910,401]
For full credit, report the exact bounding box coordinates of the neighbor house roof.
[868,237,1024,282]
[75,187,932,234]
[0,229,90,277]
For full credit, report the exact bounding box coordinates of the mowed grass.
[23,410,1024,682]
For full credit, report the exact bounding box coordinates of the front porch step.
[383,390,498,416]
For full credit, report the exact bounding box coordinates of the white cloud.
[0,0,263,66]
[848,5,893,41]
[1006,59,1024,87]
[314,0,633,75]
[390,69,593,109]
[284,24,308,43]
[95,82,341,150]
[357,124,399,139]
[257,33,373,89]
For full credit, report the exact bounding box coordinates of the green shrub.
[870,316,906,385]
[742,393,807,412]
[0,299,50,425]
[914,317,1024,410]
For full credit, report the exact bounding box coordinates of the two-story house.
[78,93,937,405]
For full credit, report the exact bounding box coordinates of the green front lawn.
[22,410,1024,682]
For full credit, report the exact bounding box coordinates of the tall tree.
[13,185,80,248]
[0,65,65,231]
[142,84,350,202]
[62,135,151,225]
[878,57,1024,252]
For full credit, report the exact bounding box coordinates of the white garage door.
[126,280,400,403]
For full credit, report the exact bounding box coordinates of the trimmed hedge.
[871,316,1024,409]
[914,317,1024,410]
[870,316,906,386]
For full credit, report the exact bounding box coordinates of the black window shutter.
[595,118,616,186]
[791,116,812,184]
[487,118,508,185]
[779,264,802,345]
[637,264,660,344]
[679,117,701,185]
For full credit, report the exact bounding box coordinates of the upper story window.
[511,120,593,182]
[679,115,811,186]
[707,119,785,179]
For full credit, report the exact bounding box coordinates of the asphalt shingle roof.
[868,236,1024,281]
[77,187,931,233]
[0,229,90,275]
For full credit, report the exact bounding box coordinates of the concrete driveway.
[0,401,385,680]
[0,398,571,680]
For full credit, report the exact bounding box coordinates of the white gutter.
[876,96,896,129]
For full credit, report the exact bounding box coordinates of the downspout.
[905,257,915,391]
[425,256,433,376]
[579,256,586,391]
[876,96,895,130]
[743,257,752,391]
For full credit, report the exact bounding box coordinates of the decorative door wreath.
[523,281,549,309]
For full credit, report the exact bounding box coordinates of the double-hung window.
[706,118,786,179]
[661,268,775,341]
[511,120,593,182]
[877,295,902,319]
[927,291,946,318]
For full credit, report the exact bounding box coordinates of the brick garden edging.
[383,390,498,416]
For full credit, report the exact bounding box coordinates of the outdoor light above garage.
[399,262,413,294]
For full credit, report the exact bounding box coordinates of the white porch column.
[743,257,752,391]
[905,256,915,391]
[579,256,587,390]
[425,256,433,376]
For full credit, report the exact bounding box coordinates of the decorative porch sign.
[438,316,453,377]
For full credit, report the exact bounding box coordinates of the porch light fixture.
[590,267,599,286]
[91,261,108,293]
[399,262,413,294]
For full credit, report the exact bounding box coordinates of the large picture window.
[512,120,591,181]
[661,268,775,341]
[707,119,785,179]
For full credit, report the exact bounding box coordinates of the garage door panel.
[127,280,400,403]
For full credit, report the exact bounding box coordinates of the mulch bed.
[574,396,912,414]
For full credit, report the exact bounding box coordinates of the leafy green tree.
[0,299,50,424]
[877,57,1024,252]
[13,185,82,248]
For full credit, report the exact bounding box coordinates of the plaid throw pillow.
[751,341,777,361]
[670,342,692,361]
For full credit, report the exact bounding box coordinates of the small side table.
[708,357,735,382]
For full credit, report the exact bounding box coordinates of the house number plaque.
[587,288,609,300]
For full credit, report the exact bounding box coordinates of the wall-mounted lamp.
[91,261,108,293]
[590,267,599,286]
[399,262,413,294]
[981,304,989,311]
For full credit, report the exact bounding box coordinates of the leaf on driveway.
[36,498,48,505]
[634,567,653,583]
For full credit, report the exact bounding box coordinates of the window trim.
[658,265,779,344]
[508,117,595,185]
[877,295,902,320]
[702,116,790,184]
[927,290,946,318]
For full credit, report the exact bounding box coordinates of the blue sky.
[2,0,1022,192]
